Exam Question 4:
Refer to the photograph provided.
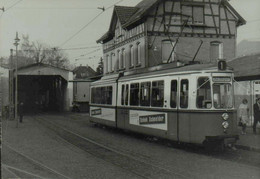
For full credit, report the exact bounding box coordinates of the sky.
[0,0,259,69]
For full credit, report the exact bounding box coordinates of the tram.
[89,61,238,148]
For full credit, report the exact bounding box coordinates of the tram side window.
[91,88,96,103]
[180,80,189,108]
[130,83,140,106]
[121,85,125,105]
[107,86,113,105]
[91,86,112,105]
[151,81,164,107]
[140,82,151,106]
[125,84,129,105]
[196,77,212,109]
[170,80,177,108]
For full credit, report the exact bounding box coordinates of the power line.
[12,7,99,10]
[73,48,102,60]
[59,0,124,47]
[5,0,23,11]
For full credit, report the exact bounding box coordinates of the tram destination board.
[139,114,165,125]
[212,77,231,82]
[91,108,102,116]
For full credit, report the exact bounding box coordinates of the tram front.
[202,69,238,149]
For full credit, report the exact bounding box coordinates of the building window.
[180,79,189,108]
[136,43,141,65]
[162,40,176,63]
[110,53,114,72]
[107,54,111,72]
[117,50,120,70]
[151,81,164,107]
[120,49,125,69]
[130,83,139,106]
[130,45,134,67]
[193,6,204,24]
[170,80,177,108]
[196,77,212,109]
[210,41,223,61]
[182,5,204,25]
[140,82,151,106]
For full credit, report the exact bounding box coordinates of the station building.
[97,0,245,75]
[70,65,100,112]
[9,63,73,114]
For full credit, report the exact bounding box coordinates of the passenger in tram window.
[238,99,249,135]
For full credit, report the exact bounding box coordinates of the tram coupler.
[203,135,239,151]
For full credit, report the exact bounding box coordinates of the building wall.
[101,0,240,74]
[0,67,9,117]
[148,36,236,66]
[73,81,91,102]
[103,34,146,75]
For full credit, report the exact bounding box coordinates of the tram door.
[167,78,179,141]
[178,78,191,143]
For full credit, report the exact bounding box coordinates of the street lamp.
[13,32,20,128]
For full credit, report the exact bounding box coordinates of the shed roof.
[227,53,260,80]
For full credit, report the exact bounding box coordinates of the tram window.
[170,80,177,108]
[180,80,189,108]
[91,88,96,103]
[196,77,212,109]
[125,84,129,105]
[91,86,112,105]
[151,81,164,107]
[121,85,125,105]
[213,83,233,109]
[130,83,140,106]
[140,82,151,106]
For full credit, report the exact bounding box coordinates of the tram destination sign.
[139,114,165,125]
[212,77,231,82]
[91,108,102,116]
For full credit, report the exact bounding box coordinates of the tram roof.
[92,62,232,86]
[120,62,232,80]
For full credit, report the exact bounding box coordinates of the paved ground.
[1,116,141,179]
[1,113,260,179]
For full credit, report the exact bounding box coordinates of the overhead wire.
[59,0,124,47]
[5,0,23,11]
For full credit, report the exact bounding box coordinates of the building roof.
[73,65,97,79]
[114,6,138,25]
[17,62,71,72]
[97,0,246,43]
[227,53,260,80]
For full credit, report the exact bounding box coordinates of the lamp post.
[13,32,20,128]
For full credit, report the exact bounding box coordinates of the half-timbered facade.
[97,0,245,75]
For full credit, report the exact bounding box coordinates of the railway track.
[35,115,194,179]
[2,142,72,179]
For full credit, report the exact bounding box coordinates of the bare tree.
[20,34,70,68]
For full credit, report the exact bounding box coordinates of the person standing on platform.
[253,97,260,134]
[18,102,24,123]
[238,99,249,135]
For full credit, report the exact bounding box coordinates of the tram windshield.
[213,83,233,109]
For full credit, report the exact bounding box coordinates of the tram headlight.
[222,113,229,120]
[222,121,229,129]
